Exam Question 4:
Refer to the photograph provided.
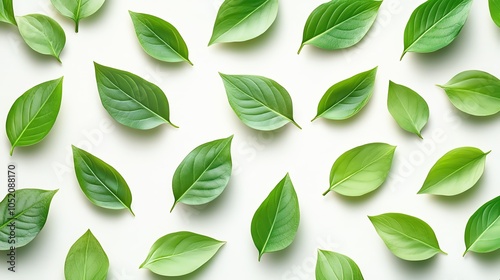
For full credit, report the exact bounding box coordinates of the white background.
[1,0,500,279]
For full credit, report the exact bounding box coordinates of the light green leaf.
[251,174,300,261]
[140,231,225,277]
[129,11,192,65]
[209,0,278,45]
[312,67,377,121]
[316,250,364,280]
[6,77,63,156]
[369,213,446,261]
[50,0,105,32]
[72,146,134,215]
[323,143,395,197]
[64,230,109,280]
[464,196,500,255]
[490,0,500,27]
[299,0,382,54]
[0,0,16,25]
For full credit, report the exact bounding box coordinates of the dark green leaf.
[464,196,500,255]
[0,0,16,25]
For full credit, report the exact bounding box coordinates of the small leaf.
[316,249,364,280]
[401,0,472,59]
[72,146,134,215]
[438,70,500,116]
[94,62,177,130]
[220,73,300,131]
[251,174,300,261]
[490,0,500,27]
[464,196,500,255]
[140,231,225,277]
[299,0,382,54]
[209,0,278,45]
[312,67,377,121]
[50,0,105,32]
[6,77,63,156]
[418,147,489,196]
[387,81,429,138]
[64,230,109,280]
[0,189,58,250]
[129,11,192,65]
[17,14,66,62]
[323,143,395,197]
[369,213,446,261]
[0,0,16,25]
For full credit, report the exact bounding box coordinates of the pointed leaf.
[64,230,109,280]
[316,250,364,280]
[50,0,105,32]
[0,0,16,25]
[464,196,500,255]
[490,0,500,27]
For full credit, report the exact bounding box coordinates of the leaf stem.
[170,202,177,213]
[9,146,15,156]
[322,189,331,196]
[297,44,305,54]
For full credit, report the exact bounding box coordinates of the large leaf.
[401,0,472,59]
[50,0,105,32]
[369,213,446,261]
[6,77,63,156]
[464,196,500,255]
[129,11,192,65]
[64,230,109,280]
[72,146,134,215]
[94,62,177,130]
[17,14,66,62]
[140,231,225,277]
[251,174,300,261]
[0,0,16,25]
[491,0,500,27]
[220,73,300,131]
[387,81,429,138]
[298,0,382,54]
[418,147,489,196]
[312,67,377,121]
[316,250,364,280]
[438,70,500,116]
[0,189,58,250]
[323,143,395,197]
[171,136,233,212]
[208,0,278,45]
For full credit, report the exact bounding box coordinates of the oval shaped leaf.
[312,67,377,121]
[50,0,105,32]
[401,0,472,59]
[369,213,446,261]
[220,73,300,131]
[418,147,489,196]
[0,0,16,25]
[17,14,66,62]
[72,146,134,215]
[299,0,382,54]
[209,0,278,45]
[438,70,500,116]
[387,81,429,138]
[6,77,63,156]
[316,250,364,280]
[490,0,500,27]
[129,11,192,65]
[0,189,58,250]
[65,230,109,280]
[94,62,177,130]
[251,174,300,261]
[140,231,225,277]
[323,143,395,197]
[464,196,500,255]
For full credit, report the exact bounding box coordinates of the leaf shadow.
[325,186,382,206]
[258,226,305,265]
[111,120,172,143]
[450,110,500,127]
[9,128,60,158]
[467,249,500,264]
[16,35,63,65]
[390,254,441,275]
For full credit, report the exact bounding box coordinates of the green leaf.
[6,77,63,156]
[418,147,489,196]
[129,11,192,65]
[140,231,225,277]
[316,250,364,280]
[94,62,177,130]
[401,0,472,59]
[387,81,429,138]
[369,213,446,261]
[251,174,300,261]
[17,14,66,62]
[220,73,300,131]
[72,146,134,215]
[438,70,500,116]
[323,143,395,197]
[64,230,109,280]
[171,136,233,212]
[490,0,500,27]
[464,196,500,255]
[0,189,58,250]
[208,0,278,45]
[298,0,382,54]
[312,67,377,121]
[0,0,16,25]
[50,0,105,32]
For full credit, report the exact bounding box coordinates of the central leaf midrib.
[386,224,441,253]
[145,243,220,266]
[394,90,420,131]
[467,212,500,252]
[445,87,500,101]
[259,183,285,258]
[0,194,51,230]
